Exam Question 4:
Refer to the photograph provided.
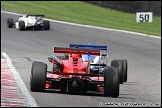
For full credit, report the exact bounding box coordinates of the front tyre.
[111,60,124,84]
[30,61,47,92]
[103,66,119,97]
[19,21,25,31]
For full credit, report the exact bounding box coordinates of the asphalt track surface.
[1,12,161,107]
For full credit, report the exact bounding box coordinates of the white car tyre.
[19,21,25,31]
[7,18,13,28]
[43,20,50,30]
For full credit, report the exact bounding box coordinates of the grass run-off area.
[1,1,161,36]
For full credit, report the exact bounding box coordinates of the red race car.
[30,44,127,97]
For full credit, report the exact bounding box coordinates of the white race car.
[7,14,50,30]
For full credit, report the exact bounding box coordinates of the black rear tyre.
[19,21,25,31]
[111,60,124,84]
[103,66,119,97]
[43,20,50,30]
[7,18,13,28]
[122,60,127,82]
[30,61,47,92]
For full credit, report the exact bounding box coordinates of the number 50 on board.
[136,12,153,22]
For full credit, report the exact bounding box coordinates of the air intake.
[73,58,78,66]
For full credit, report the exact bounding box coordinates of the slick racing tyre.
[122,60,127,82]
[30,61,47,92]
[7,18,13,28]
[19,21,25,31]
[103,66,119,97]
[43,20,50,30]
[111,60,124,84]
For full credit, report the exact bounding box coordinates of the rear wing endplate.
[54,47,100,55]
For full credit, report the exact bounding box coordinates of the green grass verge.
[1,1,161,36]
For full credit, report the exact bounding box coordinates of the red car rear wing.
[54,47,100,55]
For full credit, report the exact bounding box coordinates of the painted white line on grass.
[2,52,38,107]
[1,10,161,39]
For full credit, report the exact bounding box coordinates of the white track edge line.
[2,52,38,107]
[1,10,161,39]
